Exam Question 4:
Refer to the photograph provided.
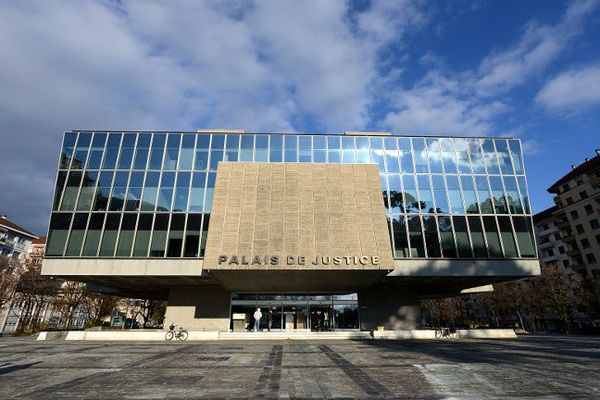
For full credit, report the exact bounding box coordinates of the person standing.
[253,308,262,332]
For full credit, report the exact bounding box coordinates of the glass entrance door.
[310,305,333,331]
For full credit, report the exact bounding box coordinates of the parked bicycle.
[165,324,188,341]
[434,327,456,339]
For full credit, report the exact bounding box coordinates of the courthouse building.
[42,130,539,331]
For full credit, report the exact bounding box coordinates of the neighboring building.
[546,150,600,289]
[0,215,38,261]
[27,236,46,266]
[533,207,572,275]
[41,130,539,332]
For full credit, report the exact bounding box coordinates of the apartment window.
[581,238,590,249]
[562,184,570,193]
[576,224,585,234]
[585,204,594,215]
[596,234,600,245]
[586,253,596,264]
[563,259,570,269]
[570,210,579,220]
[590,218,600,230]
[558,246,565,254]
[554,233,561,241]
[543,224,549,230]
[576,179,583,186]
[566,197,574,205]
[546,249,554,257]
[580,190,588,199]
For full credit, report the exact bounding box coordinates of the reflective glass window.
[407,215,425,257]
[179,135,195,169]
[52,171,67,210]
[388,174,402,213]
[46,213,73,256]
[141,172,159,211]
[150,214,169,257]
[60,171,82,211]
[72,133,91,169]
[400,150,414,173]
[148,134,165,169]
[369,137,385,171]
[398,138,411,151]
[270,135,282,162]
[240,135,254,161]
[438,216,457,258]
[483,216,503,258]
[299,135,312,162]
[426,139,443,173]
[342,137,355,163]
[87,133,107,169]
[498,216,518,257]
[117,134,136,169]
[392,215,409,258]
[133,214,153,257]
[189,172,206,212]
[482,139,500,174]
[454,139,472,174]
[356,137,369,163]
[446,175,464,214]
[99,214,121,256]
[489,176,508,214]
[60,133,77,169]
[209,134,224,170]
[255,135,269,161]
[327,136,341,163]
[82,213,105,256]
[200,214,210,256]
[108,171,129,211]
[503,176,523,214]
[93,171,114,211]
[167,213,185,257]
[461,175,479,213]
[509,140,524,174]
[284,135,297,162]
[313,136,326,163]
[205,173,216,211]
[133,134,150,170]
[76,171,97,211]
[423,215,441,257]
[441,139,458,174]
[495,139,514,175]
[163,134,181,170]
[183,213,202,257]
[125,171,144,211]
[412,138,428,173]
[157,172,175,211]
[468,139,486,174]
[381,175,389,212]
[102,133,122,169]
[402,175,418,213]
[517,176,530,214]
[384,146,399,173]
[513,216,536,257]
[431,175,449,214]
[475,176,493,213]
[195,135,210,170]
[225,134,240,162]
[417,175,434,213]
[65,213,88,256]
[468,216,488,258]
[116,213,137,257]
[173,172,190,212]
[453,216,473,258]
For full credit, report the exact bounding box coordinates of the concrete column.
[358,285,420,330]
[165,285,230,331]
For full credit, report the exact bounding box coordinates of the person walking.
[253,308,262,332]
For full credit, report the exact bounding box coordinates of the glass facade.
[47,131,537,260]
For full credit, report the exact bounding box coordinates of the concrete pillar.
[165,285,230,331]
[358,285,420,330]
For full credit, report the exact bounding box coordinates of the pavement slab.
[0,335,598,399]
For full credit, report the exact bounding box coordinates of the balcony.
[562,234,577,243]
[556,219,571,230]
[590,175,600,190]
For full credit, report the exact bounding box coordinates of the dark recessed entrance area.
[229,293,359,332]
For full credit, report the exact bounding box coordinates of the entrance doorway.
[229,293,359,332]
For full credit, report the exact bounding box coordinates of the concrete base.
[358,285,420,330]
[164,285,230,331]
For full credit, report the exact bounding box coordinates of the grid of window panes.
[46,131,537,259]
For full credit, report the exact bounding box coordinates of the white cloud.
[536,64,600,111]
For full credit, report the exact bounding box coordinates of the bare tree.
[54,281,87,329]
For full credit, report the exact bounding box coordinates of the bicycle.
[165,324,188,341]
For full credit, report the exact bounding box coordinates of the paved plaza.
[0,335,599,399]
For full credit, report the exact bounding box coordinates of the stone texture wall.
[204,162,393,269]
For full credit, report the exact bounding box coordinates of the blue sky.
[1,0,599,235]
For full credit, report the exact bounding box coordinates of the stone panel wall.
[204,162,393,269]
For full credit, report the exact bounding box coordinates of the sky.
[1,0,600,236]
